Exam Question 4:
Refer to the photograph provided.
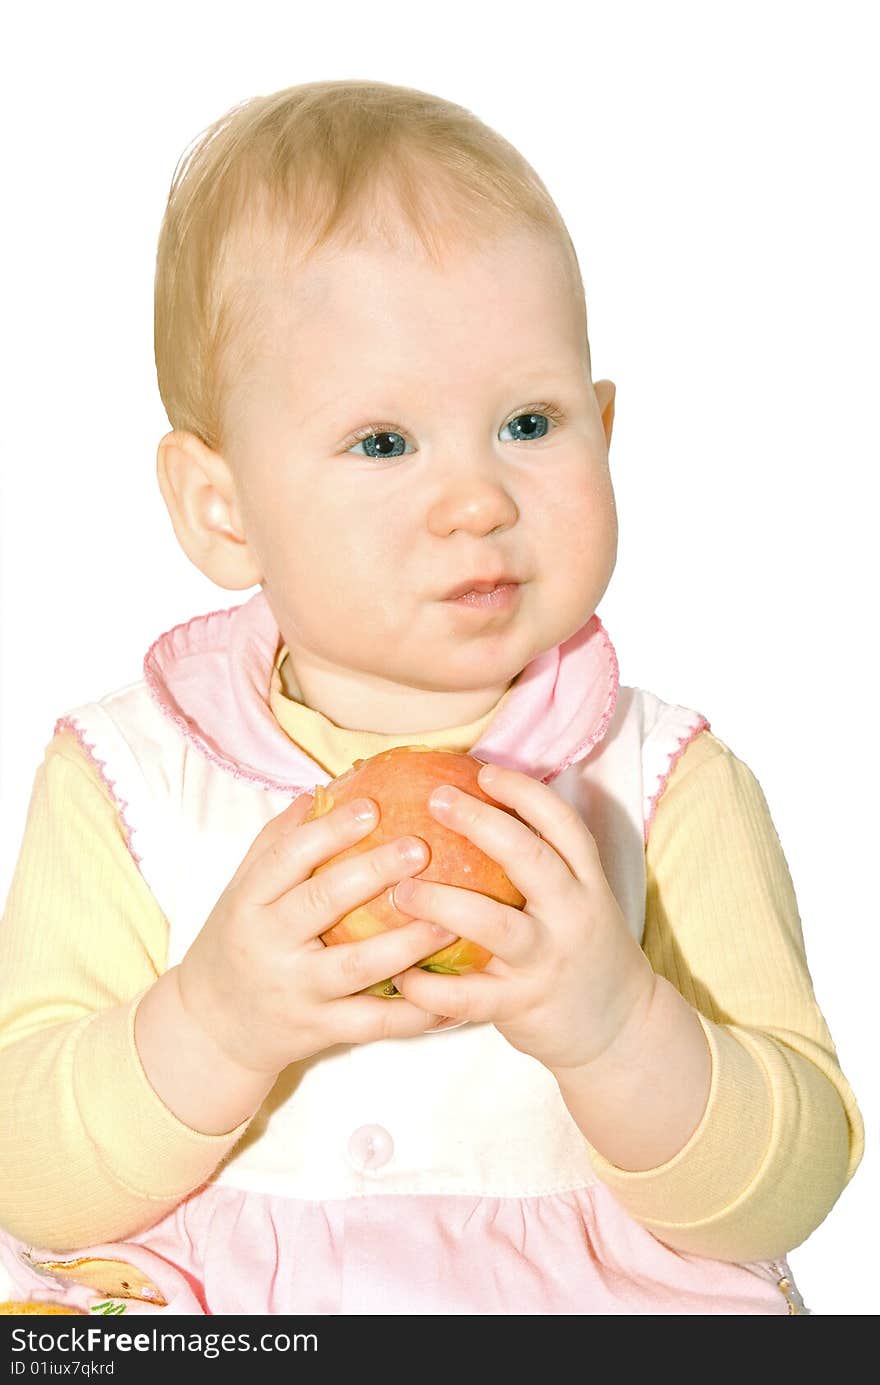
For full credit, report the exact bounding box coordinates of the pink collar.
[143,589,619,790]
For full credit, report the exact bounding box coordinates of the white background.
[1,0,877,1315]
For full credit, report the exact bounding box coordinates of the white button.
[347,1124,394,1171]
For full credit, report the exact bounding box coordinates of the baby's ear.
[593,379,616,449]
[156,429,262,590]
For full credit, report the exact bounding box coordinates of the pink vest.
[0,593,808,1315]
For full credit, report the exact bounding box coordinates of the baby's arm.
[575,730,864,1263]
[0,731,254,1250]
[0,726,452,1253]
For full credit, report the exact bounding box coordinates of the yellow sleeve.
[0,731,250,1250]
[585,729,864,1262]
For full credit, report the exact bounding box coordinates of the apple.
[305,745,527,996]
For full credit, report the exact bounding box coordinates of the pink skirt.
[0,1181,808,1315]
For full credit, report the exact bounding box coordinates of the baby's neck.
[277,650,304,703]
[277,649,515,735]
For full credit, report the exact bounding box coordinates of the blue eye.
[500,412,554,443]
[345,406,563,461]
[347,428,413,461]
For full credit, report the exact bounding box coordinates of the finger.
[277,832,432,941]
[473,765,600,883]
[425,776,585,905]
[389,964,502,1026]
[314,917,458,1001]
[326,991,462,1046]
[228,790,317,891]
[392,876,535,968]
[246,796,392,906]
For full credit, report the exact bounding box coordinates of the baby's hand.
[388,765,657,1073]
[175,793,456,1076]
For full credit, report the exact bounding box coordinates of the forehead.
[229,226,586,404]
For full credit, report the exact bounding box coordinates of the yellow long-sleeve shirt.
[0,653,864,1264]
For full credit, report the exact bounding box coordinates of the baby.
[0,78,864,1316]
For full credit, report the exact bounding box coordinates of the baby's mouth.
[440,572,522,601]
[442,582,522,611]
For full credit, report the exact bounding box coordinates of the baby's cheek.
[363,530,418,594]
[537,496,615,624]
[559,480,615,562]
[334,540,416,637]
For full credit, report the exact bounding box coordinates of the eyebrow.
[306,372,582,428]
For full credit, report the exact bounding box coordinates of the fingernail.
[429,785,457,810]
[394,878,415,907]
[430,926,457,943]
[351,799,377,822]
[399,837,428,863]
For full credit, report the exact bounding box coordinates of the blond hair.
[154,78,590,453]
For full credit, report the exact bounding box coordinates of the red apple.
[305,745,527,996]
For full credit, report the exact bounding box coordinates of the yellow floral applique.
[20,1251,167,1306]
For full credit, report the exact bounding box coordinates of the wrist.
[135,968,278,1135]
[547,975,712,1172]
[549,954,658,1081]
[175,951,278,1077]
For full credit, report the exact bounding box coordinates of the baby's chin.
[399,631,559,696]
[436,606,593,675]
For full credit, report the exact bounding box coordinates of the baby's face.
[219,226,617,730]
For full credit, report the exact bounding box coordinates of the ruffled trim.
[142,592,623,791]
[0,1182,798,1316]
[143,598,308,793]
[643,715,711,846]
[544,615,619,784]
[53,716,143,868]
